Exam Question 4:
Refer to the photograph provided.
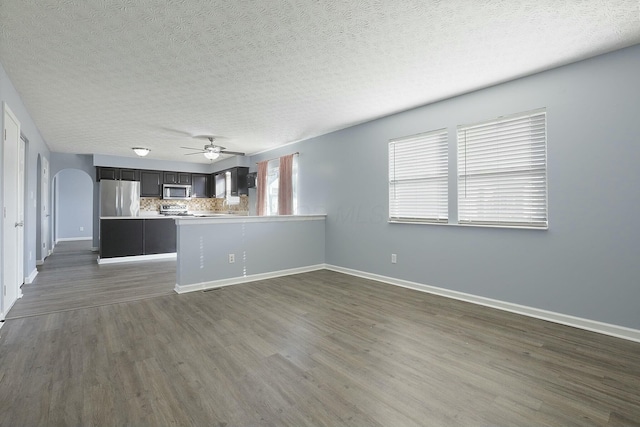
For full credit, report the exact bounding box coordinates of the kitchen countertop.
[100,212,247,220]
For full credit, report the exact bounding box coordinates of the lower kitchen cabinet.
[144,218,176,254]
[100,219,144,258]
[100,218,176,259]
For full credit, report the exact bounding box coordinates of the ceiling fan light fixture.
[203,151,219,160]
[132,147,150,157]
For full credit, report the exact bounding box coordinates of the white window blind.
[389,129,448,223]
[457,109,547,228]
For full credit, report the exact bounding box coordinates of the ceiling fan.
[181,136,245,160]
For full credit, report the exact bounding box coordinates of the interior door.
[41,155,50,259]
[2,103,23,315]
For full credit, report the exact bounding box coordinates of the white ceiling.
[1,1,639,164]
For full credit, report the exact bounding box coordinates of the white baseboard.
[174,264,326,294]
[25,268,38,284]
[56,237,92,243]
[325,264,640,344]
[36,259,45,266]
[98,253,177,265]
[91,247,99,252]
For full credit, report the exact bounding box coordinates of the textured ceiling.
[1,1,639,163]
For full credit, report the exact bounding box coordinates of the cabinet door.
[177,173,192,185]
[144,219,176,254]
[97,167,118,181]
[100,219,144,258]
[140,170,162,197]
[163,171,178,184]
[191,174,210,198]
[120,168,139,181]
[236,167,249,196]
[226,167,249,196]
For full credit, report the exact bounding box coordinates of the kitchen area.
[98,165,252,264]
[96,156,326,294]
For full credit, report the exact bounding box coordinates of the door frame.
[40,155,50,262]
[2,102,25,318]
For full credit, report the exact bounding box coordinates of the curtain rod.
[256,152,299,164]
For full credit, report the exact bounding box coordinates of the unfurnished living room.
[1,1,639,426]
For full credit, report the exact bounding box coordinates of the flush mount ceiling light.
[203,151,220,160]
[132,147,150,157]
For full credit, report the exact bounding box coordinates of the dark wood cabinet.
[163,172,191,185]
[191,174,211,198]
[144,219,176,254]
[140,170,162,197]
[97,167,140,181]
[230,167,249,196]
[100,219,144,258]
[163,171,178,184]
[100,218,176,259]
[97,167,118,181]
[119,169,139,181]
[212,167,249,198]
[178,173,191,185]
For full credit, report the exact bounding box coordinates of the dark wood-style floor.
[1,243,639,426]
[6,240,175,319]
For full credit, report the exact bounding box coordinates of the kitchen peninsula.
[174,215,326,293]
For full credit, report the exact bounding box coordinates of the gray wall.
[93,154,214,174]
[249,44,640,330]
[0,62,51,294]
[55,169,93,240]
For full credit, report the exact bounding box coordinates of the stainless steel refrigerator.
[100,180,141,217]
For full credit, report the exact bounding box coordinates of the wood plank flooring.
[1,242,639,425]
[6,241,174,319]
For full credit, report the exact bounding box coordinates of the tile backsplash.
[141,196,249,213]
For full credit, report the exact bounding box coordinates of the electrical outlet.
[80,226,84,231]
[391,253,397,264]
[228,253,235,264]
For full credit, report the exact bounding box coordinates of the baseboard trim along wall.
[25,268,38,284]
[56,237,92,243]
[174,264,326,294]
[97,253,177,265]
[325,264,640,344]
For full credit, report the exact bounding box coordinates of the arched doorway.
[53,168,93,244]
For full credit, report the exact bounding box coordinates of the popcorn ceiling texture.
[0,1,638,163]
[141,197,249,213]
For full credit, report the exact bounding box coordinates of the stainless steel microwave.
[162,184,192,199]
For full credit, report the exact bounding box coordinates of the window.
[457,109,547,228]
[389,129,448,223]
[264,157,298,215]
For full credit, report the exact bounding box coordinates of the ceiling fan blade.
[193,134,228,141]
[220,150,245,156]
[180,146,203,151]
[184,152,205,156]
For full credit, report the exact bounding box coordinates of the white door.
[2,103,24,315]
[41,156,50,259]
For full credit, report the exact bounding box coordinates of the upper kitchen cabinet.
[119,168,139,181]
[229,167,249,196]
[140,170,162,197]
[164,171,191,185]
[213,167,249,197]
[97,167,118,181]
[191,174,211,198]
[97,167,139,181]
